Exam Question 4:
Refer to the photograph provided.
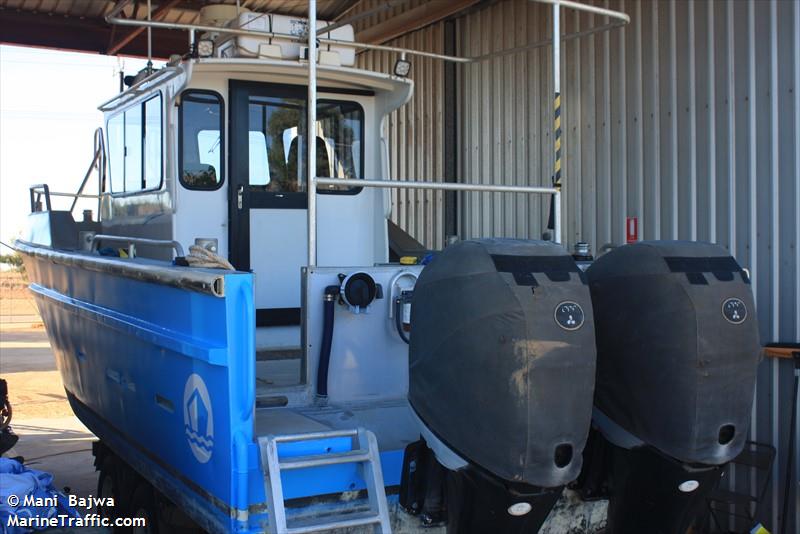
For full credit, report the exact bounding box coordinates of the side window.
[144,96,162,190]
[124,104,143,192]
[180,91,224,190]
[105,93,162,194]
[107,114,125,193]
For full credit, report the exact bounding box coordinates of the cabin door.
[229,80,309,327]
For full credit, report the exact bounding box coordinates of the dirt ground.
[0,271,41,322]
[0,271,100,502]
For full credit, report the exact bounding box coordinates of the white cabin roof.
[100,58,413,115]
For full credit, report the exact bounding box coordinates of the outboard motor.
[584,241,760,533]
[402,239,597,533]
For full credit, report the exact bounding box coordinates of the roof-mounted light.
[393,53,411,78]
[196,39,214,58]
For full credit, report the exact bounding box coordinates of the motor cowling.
[587,241,760,464]
[583,241,761,534]
[408,239,597,487]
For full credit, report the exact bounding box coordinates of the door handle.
[237,185,244,210]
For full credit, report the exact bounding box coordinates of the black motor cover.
[586,241,760,465]
[409,239,596,487]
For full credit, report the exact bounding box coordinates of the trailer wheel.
[97,457,120,521]
[130,483,159,534]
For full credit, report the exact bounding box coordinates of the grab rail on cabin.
[90,234,185,259]
[29,184,52,213]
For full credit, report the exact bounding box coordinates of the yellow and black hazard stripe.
[553,92,562,188]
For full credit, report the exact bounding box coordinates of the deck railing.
[29,128,107,218]
[309,177,562,265]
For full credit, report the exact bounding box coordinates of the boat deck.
[255,398,417,452]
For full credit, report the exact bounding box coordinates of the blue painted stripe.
[30,283,229,365]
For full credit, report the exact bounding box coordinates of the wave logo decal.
[183,373,214,463]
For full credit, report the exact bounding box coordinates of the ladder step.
[279,450,371,470]
[260,428,391,534]
[285,512,382,534]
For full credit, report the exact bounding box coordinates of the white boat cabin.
[98,12,413,393]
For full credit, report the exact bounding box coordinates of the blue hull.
[18,244,404,533]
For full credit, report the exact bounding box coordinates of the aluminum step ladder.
[259,428,392,534]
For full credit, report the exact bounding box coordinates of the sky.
[0,45,156,253]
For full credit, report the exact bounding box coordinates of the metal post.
[554,190,562,246]
[146,0,153,73]
[307,0,318,266]
[552,1,562,244]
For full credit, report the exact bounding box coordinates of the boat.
[11,1,762,533]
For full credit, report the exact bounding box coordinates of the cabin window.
[247,95,305,192]
[244,96,364,194]
[315,101,363,192]
[180,91,224,190]
[105,93,163,194]
[124,105,143,192]
[144,96,162,190]
[107,114,125,193]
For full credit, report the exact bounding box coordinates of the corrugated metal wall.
[358,0,799,530]
[456,1,799,531]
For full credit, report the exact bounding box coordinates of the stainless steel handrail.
[104,16,473,64]
[70,128,106,214]
[309,177,562,264]
[28,187,106,209]
[45,192,106,199]
[307,0,319,265]
[536,0,630,22]
[97,67,183,112]
[91,235,185,258]
[28,128,108,217]
[315,178,559,195]
[103,0,629,66]
[29,184,51,212]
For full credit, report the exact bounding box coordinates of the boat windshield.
[179,92,363,193]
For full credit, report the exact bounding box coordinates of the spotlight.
[196,39,215,58]
[393,55,411,77]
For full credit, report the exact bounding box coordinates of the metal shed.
[1,0,797,531]
[353,1,799,531]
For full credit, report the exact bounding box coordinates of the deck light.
[196,39,214,58]
[393,54,411,77]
